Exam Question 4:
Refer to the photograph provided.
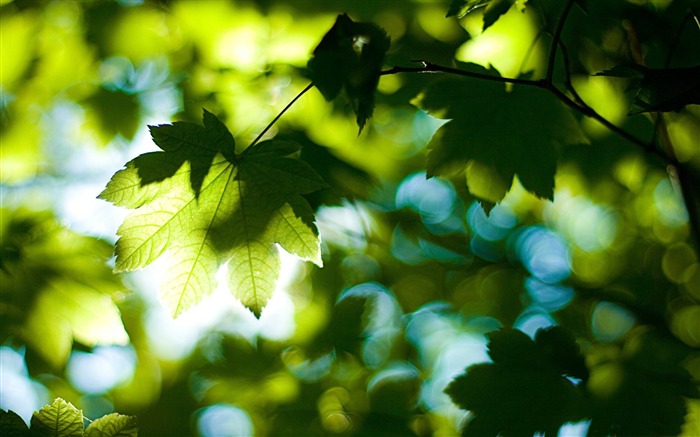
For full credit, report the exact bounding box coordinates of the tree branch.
[545,0,577,83]
[381,60,681,170]
[381,61,542,87]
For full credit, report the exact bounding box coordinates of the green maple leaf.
[30,398,84,437]
[100,110,326,318]
[308,14,390,132]
[445,327,587,436]
[415,64,587,206]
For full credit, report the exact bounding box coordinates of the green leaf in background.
[30,399,83,437]
[415,64,587,207]
[0,409,29,437]
[100,110,326,318]
[0,209,129,369]
[308,14,390,132]
[446,0,520,31]
[85,413,138,437]
[445,327,586,436]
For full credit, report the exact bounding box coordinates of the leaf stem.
[248,82,314,149]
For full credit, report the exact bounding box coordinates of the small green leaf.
[447,0,489,18]
[415,64,587,204]
[0,409,30,437]
[100,110,326,318]
[308,14,390,132]
[446,0,519,31]
[85,413,138,437]
[30,398,83,437]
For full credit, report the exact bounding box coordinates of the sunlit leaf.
[85,413,138,437]
[30,399,83,437]
[100,110,326,317]
[415,64,588,204]
[445,327,586,436]
[308,14,390,131]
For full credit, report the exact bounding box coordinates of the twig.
[380,60,679,169]
[381,62,542,87]
[545,0,577,83]
[248,82,314,149]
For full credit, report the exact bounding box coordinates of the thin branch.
[248,82,314,149]
[381,60,677,168]
[545,0,577,83]
[381,62,543,87]
[665,9,700,68]
[555,41,667,162]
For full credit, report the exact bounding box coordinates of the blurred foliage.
[0,208,129,369]
[1,0,700,436]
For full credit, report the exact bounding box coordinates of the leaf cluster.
[0,398,137,437]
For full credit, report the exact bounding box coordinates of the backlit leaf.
[85,413,138,437]
[30,398,83,437]
[415,64,587,204]
[100,110,326,318]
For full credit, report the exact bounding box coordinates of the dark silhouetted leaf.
[535,326,589,381]
[445,327,586,436]
[0,410,29,437]
[308,14,390,132]
[597,64,700,114]
[100,110,326,317]
[415,64,588,205]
